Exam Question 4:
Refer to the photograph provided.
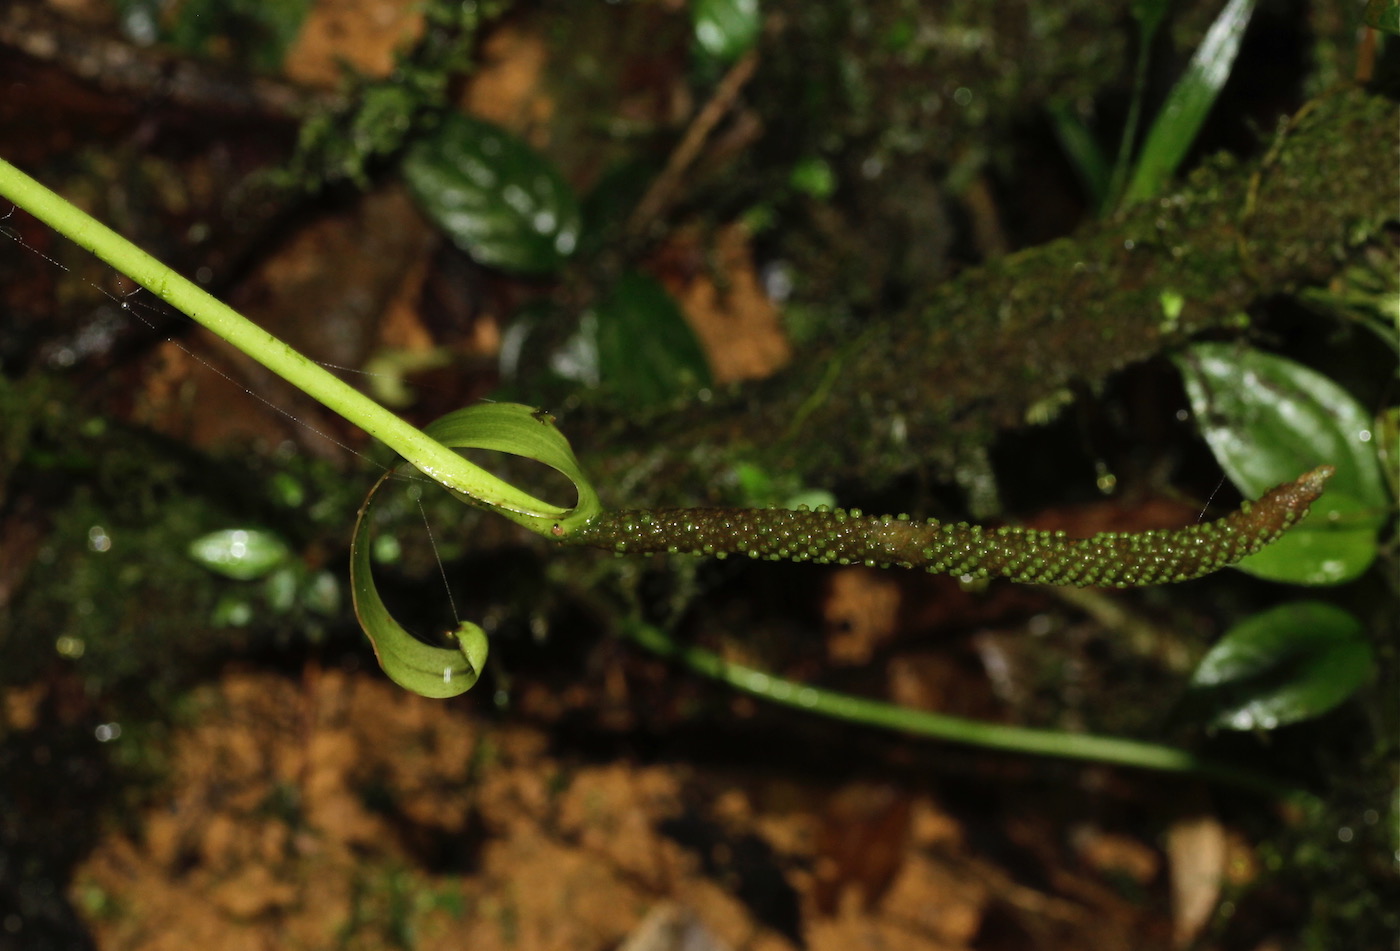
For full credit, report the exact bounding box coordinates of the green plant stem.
[0,156,557,522]
[1105,16,1155,211]
[624,620,1311,799]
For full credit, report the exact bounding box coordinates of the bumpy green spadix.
[563,466,1335,587]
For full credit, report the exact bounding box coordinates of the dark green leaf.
[403,114,581,274]
[188,528,292,581]
[693,0,761,62]
[1123,0,1256,205]
[1186,602,1374,730]
[155,0,313,72]
[593,271,713,407]
[1175,344,1389,584]
[1364,0,1400,35]
[578,159,658,258]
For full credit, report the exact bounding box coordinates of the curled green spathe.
[351,399,1332,699]
[350,402,601,698]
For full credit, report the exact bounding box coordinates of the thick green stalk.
[0,156,558,524]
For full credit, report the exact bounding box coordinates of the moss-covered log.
[582,84,1397,506]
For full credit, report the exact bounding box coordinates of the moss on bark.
[582,84,1398,507]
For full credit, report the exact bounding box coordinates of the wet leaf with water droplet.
[1175,343,1389,584]
[403,114,580,274]
[1185,601,1374,731]
[693,0,760,62]
[188,528,292,581]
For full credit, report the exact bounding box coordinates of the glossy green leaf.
[188,528,293,581]
[1364,0,1400,35]
[693,0,761,62]
[1228,492,1380,585]
[1123,0,1256,205]
[1186,602,1374,730]
[1175,344,1389,583]
[351,403,599,698]
[403,114,581,274]
[593,271,712,407]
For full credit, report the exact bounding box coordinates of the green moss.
[579,86,1397,508]
[0,374,368,694]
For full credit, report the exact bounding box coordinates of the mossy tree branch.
[586,84,1398,505]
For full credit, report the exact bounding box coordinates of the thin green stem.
[0,157,557,523]
[1106,30,1154,212]
[624,619,1311,799]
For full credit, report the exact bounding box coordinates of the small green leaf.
[270,472,306,508]
[1186,602,1374,730]
[142,0,313,72]
[578,159,658,258]
[188,528,293,581]
[1175,344,1389,583]
[1364,0,1400,36]
[789,157,836,199]
[1123,0,1257,205]
[734,461,836,512]
[593,271,712,407]
[693,0,761,62]
[211,594,254,627]
[403,114,581,274]
[303,570,341,617]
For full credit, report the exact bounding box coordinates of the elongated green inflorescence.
[564,466,1334,587]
